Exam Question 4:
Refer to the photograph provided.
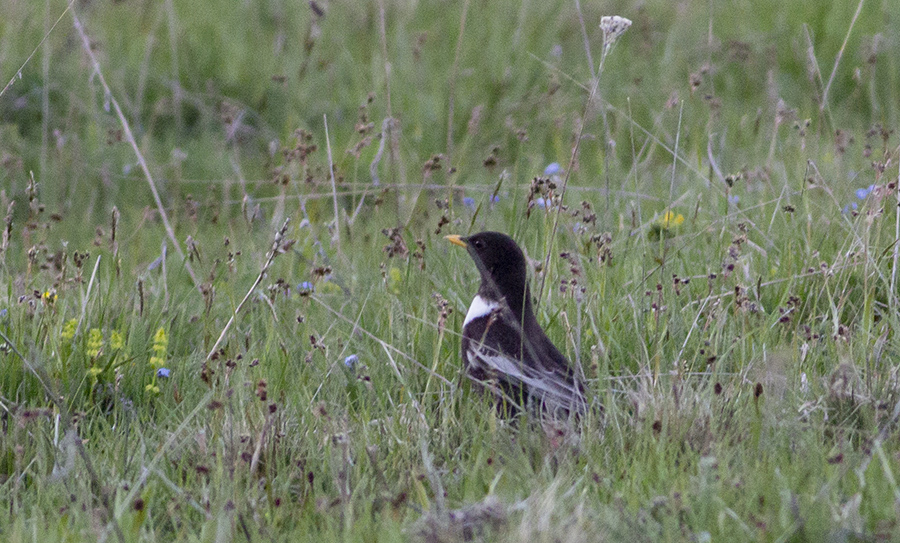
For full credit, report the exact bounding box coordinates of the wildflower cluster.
[649,210,685,240]
[659,211,685,228]
[86,328,103,358]
[79,327,128,381]
[144,327,171,394]
[149,328,168,369]
[61,319,78,341]
[41,289,57,305]
[110,330,125,351]
[842,184,875,215]
[600,16,632,48]
[598,16,632,72]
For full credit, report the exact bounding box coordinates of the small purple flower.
[344,354,359,368]
[490,195,500,203]
[534,197,548,209]
[842,202,859,215]
[298,281,314,293]
[157,368,171,378]
[463,197,476,210]
[544,162,562,176]
[728,195,740,205]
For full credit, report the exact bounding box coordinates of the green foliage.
[1,0,900,540]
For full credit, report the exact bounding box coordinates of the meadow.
[1,0,899,540]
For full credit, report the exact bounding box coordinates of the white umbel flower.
[596,16,632,75]
[600,16,632,47]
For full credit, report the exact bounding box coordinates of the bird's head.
[446,231,531,316]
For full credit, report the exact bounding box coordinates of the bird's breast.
[463,295,500,326]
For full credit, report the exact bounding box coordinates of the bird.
[445,231,587,417]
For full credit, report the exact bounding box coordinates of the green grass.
[1,0,900,540]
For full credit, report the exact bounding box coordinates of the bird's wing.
[465,332,586,415]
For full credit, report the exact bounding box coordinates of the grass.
[1,0,900,540]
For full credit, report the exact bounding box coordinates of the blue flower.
[298,281,314,293]
[855,185,875,200]
[534,197,548,209]
[344,354,359,368]
[490,195,500,203]
[544,162,562,176]
[728,195,740,205]
[157,368,171,378]
[463,197,476,210]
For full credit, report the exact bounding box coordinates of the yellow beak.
[445,234,467,248]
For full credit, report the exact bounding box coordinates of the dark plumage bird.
[446,231,587,417]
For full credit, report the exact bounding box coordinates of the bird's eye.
[473,240,484,248]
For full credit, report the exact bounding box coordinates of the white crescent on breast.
[463,295,500,326]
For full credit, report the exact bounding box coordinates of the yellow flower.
[658,210,684,228]
[86,328,103,358]
[150,327,168,368]
[61,319,78,341]
[110,330,125,351]
[648,210,686,241]
[42,290,57,304]
[152,328,168,355]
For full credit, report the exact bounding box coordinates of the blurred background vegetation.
[1,0,894,227]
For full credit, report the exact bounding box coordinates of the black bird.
[446,231,587,417]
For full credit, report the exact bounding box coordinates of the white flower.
[596,16,632,75]
[600,16,632,47]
